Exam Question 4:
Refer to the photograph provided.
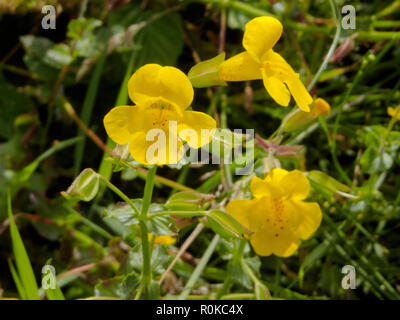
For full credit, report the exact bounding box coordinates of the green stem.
[139,222,152,288]
[220,92,234,188]
[139,165,157,292]
[141,165,157,219]
[307,0,341,91]
[98,175,140,216]
[241,259,271,299]
[65,205,113,240]
[178,234,220,300]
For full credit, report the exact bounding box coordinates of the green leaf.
[41,265,65,300]
[95,273,140,299]
[298,240,331,287]
[0,71,34,139]
[44,43,73,68]
[137,12,183,65]
[108,3,184,65]
[7,190,40,300]
[67,18,102,40]
[20,35,59,79]
[8,260,27,300]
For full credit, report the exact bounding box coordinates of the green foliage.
[1,0,400,302]
[7,191,40,300]
[0,72,33,139]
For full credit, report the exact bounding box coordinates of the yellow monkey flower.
[226,169,322,257]
[387,106,400,120]
[219,17,313,112]
[148,234,176,245]
[103,64,216,165]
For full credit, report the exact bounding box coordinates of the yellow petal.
[243,17,283,63]
[178,111,216,149]
[285,75,313,112]
[311,98,331,116]
[287,200,322,240]
[219,52,262,81]
[250,223,300,257]
[279,170,310,200]
[250,176,280,198]
[225,198,266,233]
[262,71,290,107]
[388,106,400,119]
[128,64,194,109]
[128,130,184,165]
[251,169,289,198]
[103,105,140,145]
[155,235,176,245]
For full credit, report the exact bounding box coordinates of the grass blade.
[8,259,27,300]
[7,190,40,300]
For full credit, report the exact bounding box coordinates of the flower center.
[266,197,287,238]
[148,100,176,128]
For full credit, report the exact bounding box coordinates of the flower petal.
[225,198,266,233]
[280,170,310,200]
[219,52,262,81]
[262,71,290,107]
[128,130,184,165]
[311,98,331,116]
[178,111,216,149]
[128,64,194,109]
[250,176,279,198]
[387,106,400,119]
[250,169,289,198]
[103,105,140,145]
[243,17,283,63]
[250,223,300,257]
[287,200,322,240]
[285,75,313,112]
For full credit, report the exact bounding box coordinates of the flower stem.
[98,175,140,215]
[140,165,157,293]
[141,165,157,219]
[307,0,341,91]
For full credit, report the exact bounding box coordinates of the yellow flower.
[387,106,400,120]
[219,17,313,112]
[148,233,176,245]
[226,169,322,257]
[103,64,216,165]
